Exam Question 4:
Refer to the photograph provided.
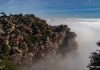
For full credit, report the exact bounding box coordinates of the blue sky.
[0,0,100,18]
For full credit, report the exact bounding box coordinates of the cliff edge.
[0,13,77,70]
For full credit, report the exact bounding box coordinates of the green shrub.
[0,56,17,70]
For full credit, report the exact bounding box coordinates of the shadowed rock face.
[0,13,77,69]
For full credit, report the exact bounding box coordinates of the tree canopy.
[88,41,100,70]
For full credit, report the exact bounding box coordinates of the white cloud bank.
[47,18,100,70]
[47,18,100,41]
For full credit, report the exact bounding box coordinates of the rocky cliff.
[0,13,77,70]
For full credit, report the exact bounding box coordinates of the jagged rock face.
[0,14,76,65]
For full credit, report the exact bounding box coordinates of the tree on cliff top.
[88,41,100,70]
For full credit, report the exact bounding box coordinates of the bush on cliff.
[88,41,100,70]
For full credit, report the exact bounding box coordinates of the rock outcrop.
[0,13,77,69]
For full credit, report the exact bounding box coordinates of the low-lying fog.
[47,18,100,70]
[21,18,100,70]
